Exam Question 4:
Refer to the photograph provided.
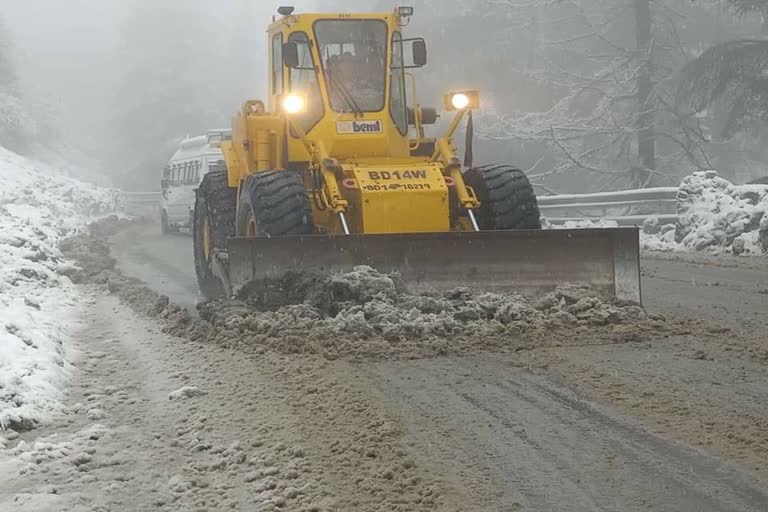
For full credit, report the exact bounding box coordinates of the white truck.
[161,129,230,234]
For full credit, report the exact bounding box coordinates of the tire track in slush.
[360,356,768,512]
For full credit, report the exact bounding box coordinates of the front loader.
[193,6,642,303]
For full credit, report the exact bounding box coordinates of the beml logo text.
[353,120,382,133]
[336,120,384,134]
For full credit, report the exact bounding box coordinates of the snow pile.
[195,266,648,361]
[541,171,767,255]
[644,171,767,254]
[59,226,658,363]
[0,146,119,430]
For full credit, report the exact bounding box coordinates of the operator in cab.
[316,20,388,114]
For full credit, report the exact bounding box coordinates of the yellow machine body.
[219,10,476,236]
[335,162,450,234]
[197,8,642,304]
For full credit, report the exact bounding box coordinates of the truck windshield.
[314,19,388,113]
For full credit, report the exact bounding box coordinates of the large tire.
[463,165,541,230]
[235,171,314,238]
[193,170,237,298]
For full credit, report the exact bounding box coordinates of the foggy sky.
[1,2,324,182]
[2,1,767,189]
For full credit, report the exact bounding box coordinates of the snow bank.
[0,146,119,430]
[643,171,767,255]
[542,171,767,256]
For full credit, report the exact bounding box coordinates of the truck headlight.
[282,94,306,114]
[451,93,470,110]
[444,91,481,111]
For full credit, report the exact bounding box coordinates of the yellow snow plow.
[192,6,642,303]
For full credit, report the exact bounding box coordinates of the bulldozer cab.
[269,10,426,162]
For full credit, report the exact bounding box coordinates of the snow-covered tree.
[394,0,763,190]
[679,1,768,136]
[468,0,717,190]
[673,0,768,182]
[0,15,31,154]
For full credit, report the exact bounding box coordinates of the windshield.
[314,19,388,113]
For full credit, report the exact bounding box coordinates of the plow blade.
[216,228,641,304]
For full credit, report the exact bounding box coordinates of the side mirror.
[283,42,300,69]
[412,39,427,67]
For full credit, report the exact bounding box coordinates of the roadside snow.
[0,146,119,430]
[644,171,768,255]
[544,171,767,256]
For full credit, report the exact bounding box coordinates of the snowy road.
[4,292,767,511]
[2,220,767,511]
[109,224,200,311]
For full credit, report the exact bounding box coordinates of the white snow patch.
[542,171,767,256]
[0,146,119,430]
[0,422,109,501]
[168,386,206,401]
[644,171,768,255]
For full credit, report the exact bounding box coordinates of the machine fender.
[220,141,244,189]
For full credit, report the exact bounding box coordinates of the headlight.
[282,94,306,114]
[444,90,481,111]
[451,93,470,110]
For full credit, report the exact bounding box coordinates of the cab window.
[272,33,284,95]
[390,32,408,135]
[314,19,388,113]
[289,31,324,134]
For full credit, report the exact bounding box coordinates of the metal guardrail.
[538,187,679,226]
[118,187,681,226]
[120,191,161,216]
[537,187,678,206]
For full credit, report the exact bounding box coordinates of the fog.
[1,1,767,191]
[2,1,330,188]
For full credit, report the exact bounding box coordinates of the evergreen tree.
[0,17,18,92]
[0,15,30,153]
[398,0,741,190]
[679,0,768,137]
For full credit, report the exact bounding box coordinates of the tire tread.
[463,165,541,230]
